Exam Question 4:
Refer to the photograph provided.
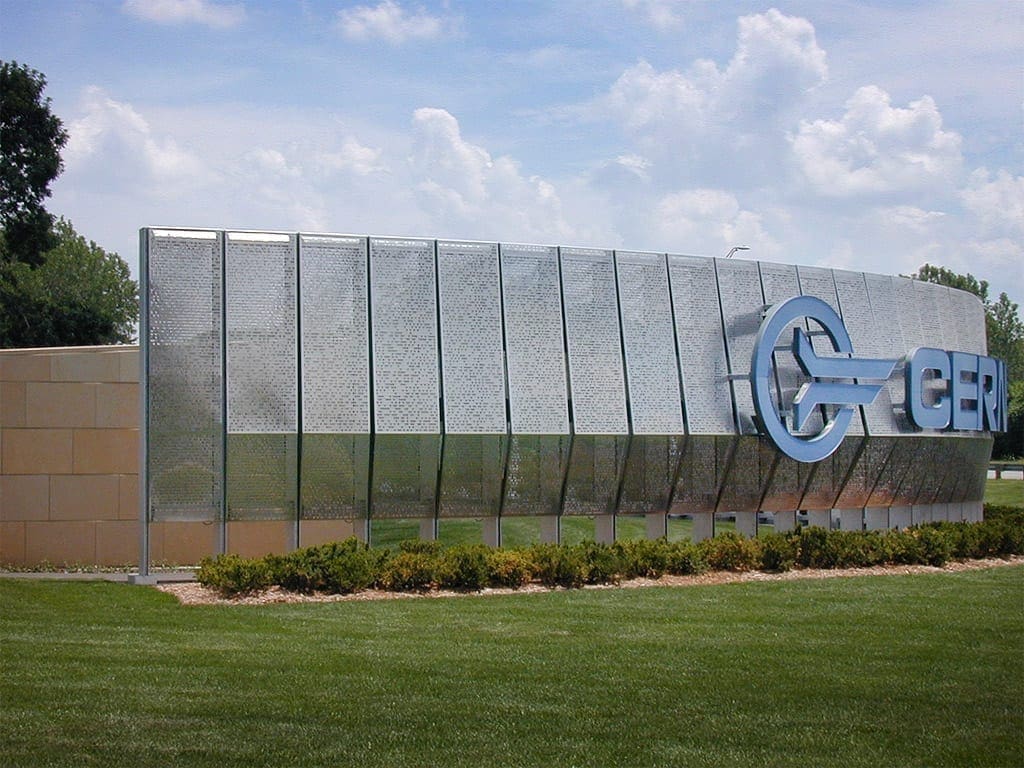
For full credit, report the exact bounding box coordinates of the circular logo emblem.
[750,295,895,463]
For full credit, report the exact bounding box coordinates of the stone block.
[25,520,96,565]
[2,429,74,474]
[735,511,757,537]
[1,475,50,521]
[1,381,26,428]
[51,350,122,383]
[119,348,139,382]
[149,521,218,566]
[298,519,360,548]
[49,475,119,521]
[95,520,139,565]
[594,514,614,543]
[96,383,139,428]
[118,475,140,520]
[691,512,714,542]
[645,513,667,539]
[773,511,797,532]
[0,353,51,382]
[25,382,96,428]
[0,521,26,564]
[72,429,138,474]
[226,520,293,558]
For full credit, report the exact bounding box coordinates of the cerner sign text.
[751,295,1008,463]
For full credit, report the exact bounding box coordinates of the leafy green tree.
[912,263,1024,457]
[0,219,138,347]
[0,61,68,265]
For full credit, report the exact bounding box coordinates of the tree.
[912,263,1024,458]
[0,219,138,347]
[0,61,68,265]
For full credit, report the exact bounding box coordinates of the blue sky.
[3,0,1022,302]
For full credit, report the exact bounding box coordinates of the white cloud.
[791,85,962,197]
[960,168,1024,237]
[653,189,780,258]
[319,138,386,176]
[599,9,827,185]
[335,1,453,44]
[63,86,209,191]
[622,0,687,31]
[409,108,574,242]
[122,0,244,28]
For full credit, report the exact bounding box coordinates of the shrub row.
[196,507,1024,597]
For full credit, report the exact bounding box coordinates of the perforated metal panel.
[716,436,775,512]
[560,247,628,435]
[715,258,764,435]
[371,434,440,518]
[369,237,440,434]
[949,289,987,354]
[615,251,684,435]
[501,244,569,435]
[299,234,369,433]
[145,229,223,522]
[225,232,298,520]
[437,240,506,434]
[667,255,734,435]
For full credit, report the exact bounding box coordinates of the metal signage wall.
[140,228,1006,560]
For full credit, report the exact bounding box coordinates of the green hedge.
[196,506,1024,597]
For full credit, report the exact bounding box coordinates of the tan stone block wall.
[1,346,141,566]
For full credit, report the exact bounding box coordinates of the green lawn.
[2,568,1022,767]
[986,478,1024,507]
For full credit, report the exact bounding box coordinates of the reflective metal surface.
[142,228,997,555]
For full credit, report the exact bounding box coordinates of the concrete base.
[735,511,757,538]
[419,518,437,541]
[965,501,984,522]
[128,573,158,585]
[911,505,930,526]
[773,511,797,532]
[864,508,889,530]
[594,515,615,544]
[482,517,500,547]
[807,510,831,529]
[889,506,912,529]
[299,518,363,548]
[837,508,862,532]
[645,513,667,540]
[539,516,559,543]
[691,512,714,542]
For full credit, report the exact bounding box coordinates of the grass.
[986,478,1024,507]
[2,568,1022,767]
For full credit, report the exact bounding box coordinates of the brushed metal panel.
[667,255,734,435]
[615,251,684,435]
[438,434,505,517]
[893,277,925,349]
[562,435,629,515]
[300,434,370,520]
[369,237,440,434]
[863,273,912,432]
[437,240,507,434]
[370,434,440,518]
[716,436,775,512]
[799,437,864,510]
[670,435,734,513]
[500,244,569,434]
[299,234,369,433]
[226,433,297,521]
[145,228,223,522]
[616,435,684,514]
[560,247,628,435]
[834,436,894,509]
[715,258,763,435]
[501,435,571,516]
